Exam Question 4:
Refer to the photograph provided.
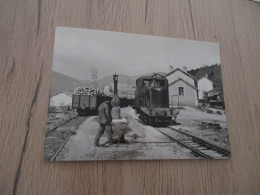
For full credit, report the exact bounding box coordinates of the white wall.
[167,70,195,86]
[198,77,213,99]
[168,80,198,106]
[50,93,72,107]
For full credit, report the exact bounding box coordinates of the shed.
[197,74,214,100]
[205,89,225,108]
[50,90,73,107]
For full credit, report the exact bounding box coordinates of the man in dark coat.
[94,100,114,146]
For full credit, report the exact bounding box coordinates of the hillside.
[188,64,223,90]
[50,71,140,95]
[95,74,139,89]
[50,71,84,93]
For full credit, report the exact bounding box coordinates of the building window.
[178,87,184,96]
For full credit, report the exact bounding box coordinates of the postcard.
[44,27,231,161]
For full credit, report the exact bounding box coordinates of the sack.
[111,107,121,119]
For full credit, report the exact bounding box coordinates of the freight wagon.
[119,97,135,108]
[72,95,111,116]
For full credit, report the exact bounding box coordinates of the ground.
[44,116,86,160]
[46,111,77,132]
[175,106,230,149]
[55,115,194,161]
[52,106,229,161]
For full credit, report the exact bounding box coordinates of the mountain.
[50,71,140,95]
[188,64,223,90]
[50,71,88,94]
[96,74,140,89]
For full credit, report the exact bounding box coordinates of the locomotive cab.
[136,78,168,108]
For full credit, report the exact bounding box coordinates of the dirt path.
[55,114,194,161]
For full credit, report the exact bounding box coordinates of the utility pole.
[91,67,98,88]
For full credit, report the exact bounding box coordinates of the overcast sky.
[52,27,220,80]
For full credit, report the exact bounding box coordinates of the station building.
[166,67,198,106]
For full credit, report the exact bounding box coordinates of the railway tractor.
[134,73,178,126]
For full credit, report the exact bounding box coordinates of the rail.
[48,116,87,161]
[154,127,231,159]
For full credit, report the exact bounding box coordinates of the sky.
[52,27,221,80]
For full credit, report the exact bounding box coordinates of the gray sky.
[52,27,220,80]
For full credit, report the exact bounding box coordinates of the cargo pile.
[74,86,112,97]
[74,86,135,99]
[118,94,135,99]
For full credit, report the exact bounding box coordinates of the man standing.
[111,95,127,143]
[81,104,86,115]
[94,100,114,146]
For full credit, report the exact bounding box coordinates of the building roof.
[169,78,198,91]
[165,68,197,81]
[137,73,166,80]
[206,89,222,97]
[50,90,73,98]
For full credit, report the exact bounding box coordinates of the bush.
[48,106,57,113]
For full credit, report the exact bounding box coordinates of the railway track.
[154,126,231,159]
[47,116,77,134]
[44,116,87,161]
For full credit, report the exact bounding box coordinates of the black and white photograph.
[44,27,231,161]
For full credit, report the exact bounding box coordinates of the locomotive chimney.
[183,66,188,73]
[205,74,208,78]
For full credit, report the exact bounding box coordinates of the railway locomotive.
[134,73,177,126]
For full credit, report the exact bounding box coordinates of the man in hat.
[94,100,115,146]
